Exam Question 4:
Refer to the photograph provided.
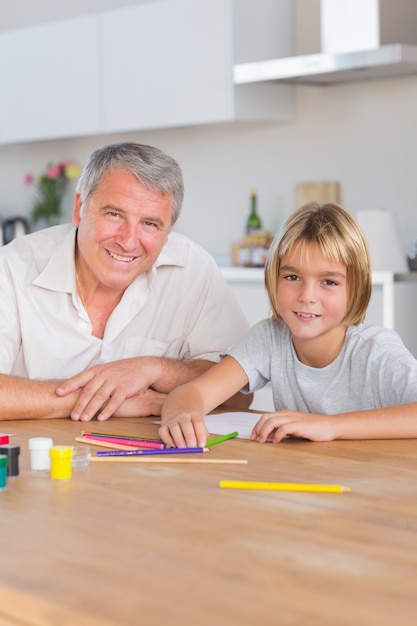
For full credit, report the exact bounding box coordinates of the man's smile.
[106,249,137,263]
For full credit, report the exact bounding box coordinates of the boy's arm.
[251,403,417,443]
[159,356,249,448]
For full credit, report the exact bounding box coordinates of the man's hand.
[56,359,154,421]
[56,356,217,422]
[114,389,168,419]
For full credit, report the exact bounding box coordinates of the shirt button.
[80,322,87,329]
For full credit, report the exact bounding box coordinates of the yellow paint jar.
[49,446,73,480]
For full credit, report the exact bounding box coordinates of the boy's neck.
[292,326,347,368]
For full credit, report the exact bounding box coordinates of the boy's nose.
[297,283,317,303]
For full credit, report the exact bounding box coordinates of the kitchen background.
[1,0,417,410]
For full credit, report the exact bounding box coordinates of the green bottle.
[246,189,262,234]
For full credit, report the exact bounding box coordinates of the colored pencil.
[81,430,162,442]
[90,457,248,464]
[75,436,145,451]
[79,434,164,450]
[96,447,209,457]
[219,480,351,493]
[206,431,238,447]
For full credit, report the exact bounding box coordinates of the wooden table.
[0,417,417,626]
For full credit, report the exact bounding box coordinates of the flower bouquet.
[24,160,81,226]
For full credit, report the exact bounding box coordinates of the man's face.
[73,167,173,292]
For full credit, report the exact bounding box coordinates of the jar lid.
[50,445,73,459]
[0,444,20,457]
[0,434,9,445]
[28,437,53,450]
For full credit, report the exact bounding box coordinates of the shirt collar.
[154,232,185,269]
[32,226,77,294]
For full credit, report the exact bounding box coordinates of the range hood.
[234,44,417,86]
[234,0,417,86]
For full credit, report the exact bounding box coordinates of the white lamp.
[356,208,407,273]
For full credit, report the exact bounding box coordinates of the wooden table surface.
[0,416,417,626]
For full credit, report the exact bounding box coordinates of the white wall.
[3,78,417,259]
[1,0,417,355]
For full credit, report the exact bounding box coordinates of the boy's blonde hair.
[264,202,372,326]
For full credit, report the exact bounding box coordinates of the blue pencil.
[96,447,209,457]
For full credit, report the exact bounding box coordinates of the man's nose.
[115,222,139,248]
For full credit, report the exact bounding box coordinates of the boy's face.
[276,242,348,366]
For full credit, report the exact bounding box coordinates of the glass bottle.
[407,239,417,271]
[246,189,262,234]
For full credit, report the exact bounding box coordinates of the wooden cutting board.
[295,181,341,210]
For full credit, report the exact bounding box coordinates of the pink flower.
[24,159,81,224]
[45,164,64,179]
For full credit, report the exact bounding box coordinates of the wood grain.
[295,181,341,209]
[1,416,417,626]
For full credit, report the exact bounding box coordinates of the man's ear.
[73,193,83,226]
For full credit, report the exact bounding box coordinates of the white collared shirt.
[0,225,249,379]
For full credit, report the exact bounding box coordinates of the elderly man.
[0,142,250,420]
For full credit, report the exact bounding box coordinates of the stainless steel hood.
[234,1,417,86]
[234,44,417,86]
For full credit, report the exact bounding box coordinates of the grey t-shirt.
[227,319,417,414]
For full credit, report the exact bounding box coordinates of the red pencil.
[80,434,165,450]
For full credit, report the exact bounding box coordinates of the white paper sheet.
[204,411,263,439]
[153,411,263,439]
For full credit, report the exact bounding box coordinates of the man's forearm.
[0,374,78,420]
[148,358,215,393]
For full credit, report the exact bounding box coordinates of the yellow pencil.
[219,480,351,493]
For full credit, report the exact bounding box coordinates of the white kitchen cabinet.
[100,0,293,133]
[0,0,293,143]
[0,16,100,144]
[100,0,231,131]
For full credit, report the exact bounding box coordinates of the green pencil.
[205,431,239,447]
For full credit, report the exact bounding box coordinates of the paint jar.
[0,455,7,490]
[0,434,9,445]
[0,444,20,478]
[28,437,54,471]
[49,446,73,480]
[71,445,91,468]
